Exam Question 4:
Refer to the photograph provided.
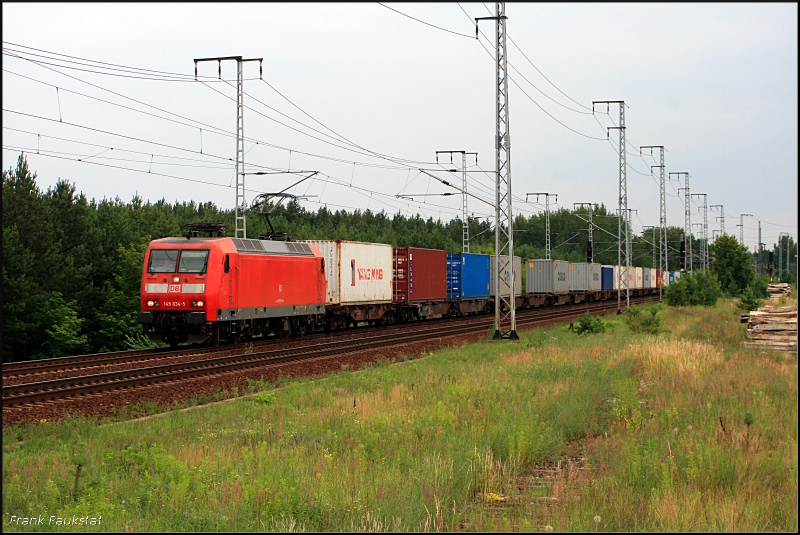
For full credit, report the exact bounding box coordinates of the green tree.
[711,234,756,296]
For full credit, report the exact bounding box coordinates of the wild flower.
[594,515,602,523]
[545,525,553,532]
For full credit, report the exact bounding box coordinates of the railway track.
[2,295,653,381]
[3,296,656,411]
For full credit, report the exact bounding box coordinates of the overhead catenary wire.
[6,50,436,172]
[3,40,229,80]
[377,3,475,39]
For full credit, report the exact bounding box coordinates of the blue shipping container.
[668,271,675,284]
[446,252,461,300]
[601,265,614,290]
[461,253,491,298]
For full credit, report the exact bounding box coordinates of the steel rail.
[3,296,655,408]
[3,293,650,379]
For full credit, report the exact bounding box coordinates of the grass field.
[3,297,797,531]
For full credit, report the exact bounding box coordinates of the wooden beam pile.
[767,283,791,301]
[744,305,797,352]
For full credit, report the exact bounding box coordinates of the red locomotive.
[138,233,326,345]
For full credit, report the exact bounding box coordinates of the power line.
[3,40,221,80]
[471,33,607,141]
[2,49,246,83]
[377,3,474,39]
[6,44,440,172]
[2,143,237,170]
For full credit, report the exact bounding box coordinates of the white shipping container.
[649,268,657,289]
[490,255,522,297]
[615,265,634,290]
[300,240,393,304]
[634,267,643,289]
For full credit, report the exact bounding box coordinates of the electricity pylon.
[476,2,517,340]
[194,55,262,238]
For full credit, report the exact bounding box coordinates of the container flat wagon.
[393,247,447,320]
[300,240,394,328]
[446,252,492,315]
[526,260,573,305]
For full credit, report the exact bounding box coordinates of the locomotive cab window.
[178,250,210,274]
[148,250,179,273]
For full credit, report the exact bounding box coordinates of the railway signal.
[680,240,686,270]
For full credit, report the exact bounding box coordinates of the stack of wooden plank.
[744,305,797,352]
[767,283,792,301]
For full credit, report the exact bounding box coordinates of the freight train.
[138,235,668,345]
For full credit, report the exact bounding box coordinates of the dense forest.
[3,154,797,361]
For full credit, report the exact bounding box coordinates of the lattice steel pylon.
[739,213,753,247]
[476,3,517,340]
[673,172,691,273]
[194,55,262,238]
[779,232,790,277]
[528,193,556,260]
[436,151,477,253]
[711,204,724,236]
[693,223,704,270]
[594,100,628,309]
[693,194,708,271]
[641,145,666,300]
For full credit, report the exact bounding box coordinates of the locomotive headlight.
[197,300,204,307]
[173,276,179,283]
[147,300,159,307]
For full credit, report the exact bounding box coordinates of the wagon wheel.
[210,325,221,347]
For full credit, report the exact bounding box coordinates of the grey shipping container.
[589,263,602,291]
[526,259,570,294]
[569,262,592,292]
[642,268,651,288]
[490,255,522,297]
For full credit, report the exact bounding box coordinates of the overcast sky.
[3,3,797,251]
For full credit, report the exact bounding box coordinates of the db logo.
[168,284,181,293]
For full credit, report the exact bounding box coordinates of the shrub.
[752,274,770,299]
[574,311,605,335]
[695,271,723,306]
[725,279,741,298]
[665,271,721,307]
[625,305,662,335]
[737,285,763,312]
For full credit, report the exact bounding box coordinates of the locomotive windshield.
[178,250,209,274]
[148,250,179,273]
